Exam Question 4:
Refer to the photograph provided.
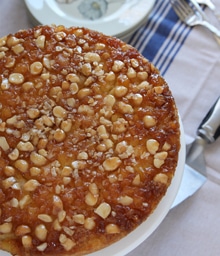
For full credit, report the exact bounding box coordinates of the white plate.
[0,119,185,256]
[24,0,156,40]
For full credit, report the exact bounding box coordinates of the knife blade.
[172,96,220,208]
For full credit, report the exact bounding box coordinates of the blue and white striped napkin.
[128,0,192,75]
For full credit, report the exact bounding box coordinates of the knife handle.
[197,96,220,143]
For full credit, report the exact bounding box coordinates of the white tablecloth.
[0,1,220,255]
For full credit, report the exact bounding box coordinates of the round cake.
[0,25,180,256]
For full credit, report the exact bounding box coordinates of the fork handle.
[200,20,220,38]
[206,1,216,11]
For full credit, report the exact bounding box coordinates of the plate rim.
[23,0,156,38]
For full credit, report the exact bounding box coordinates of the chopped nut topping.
[154,86,164,94]
[146,139,159,155]
[85,192,98,206]
[22,81,34,91]
[112,118,128,133]
[118,101,134,114]
[35,224,48,241]
[53,105,67,118]
[53,195,63,214]
[21,235,32,249]
[143,115,157,128]
[30,152,47,166]
[0,25,180,256]
[23,179,40,192]
[27,108,40,119]
[38,214,53,223]
[103,157,122,171]
[17,141,34,152]
[6,36,20,47]
[9,73,24,84]
[0,136,9,151]
[14,159,29,173]
[114,86,128,97]
[35,35,46,49]
[59,234,76,251]
[89,183,99,195]
[104,94,116,107]
[54,128,66,142]
[84,52,101,63]
[154,151,168,160]
[0,223,12,234]
[30,167,41,176]
[19,195,31,209]
[58,210,66,223]
[37,242,47,252]
[162,142,171,151]
[8,148,19,160]
[2,177,16,189]
[112,60,125,72]
[105,224,120,234]
[30,61,43,75]
[132,174,141,186]
[12,44,24,54]
[15,225,31,236]
[61,166,73,176]
[118,195,133,206]
[4,166,15,176]
[84,217,96,230]
[153,173,168,184]
[72,214,85,225]
[94,202,111,219]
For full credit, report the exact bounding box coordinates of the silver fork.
[195,0,216,11]
[170,0,220,38]
[194,0,220,20]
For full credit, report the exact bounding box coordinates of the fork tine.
[170,0,220,39]
[170,0,194,22]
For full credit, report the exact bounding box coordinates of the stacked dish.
[24,0,156,40]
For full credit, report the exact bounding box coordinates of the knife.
[172,96,220,208]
